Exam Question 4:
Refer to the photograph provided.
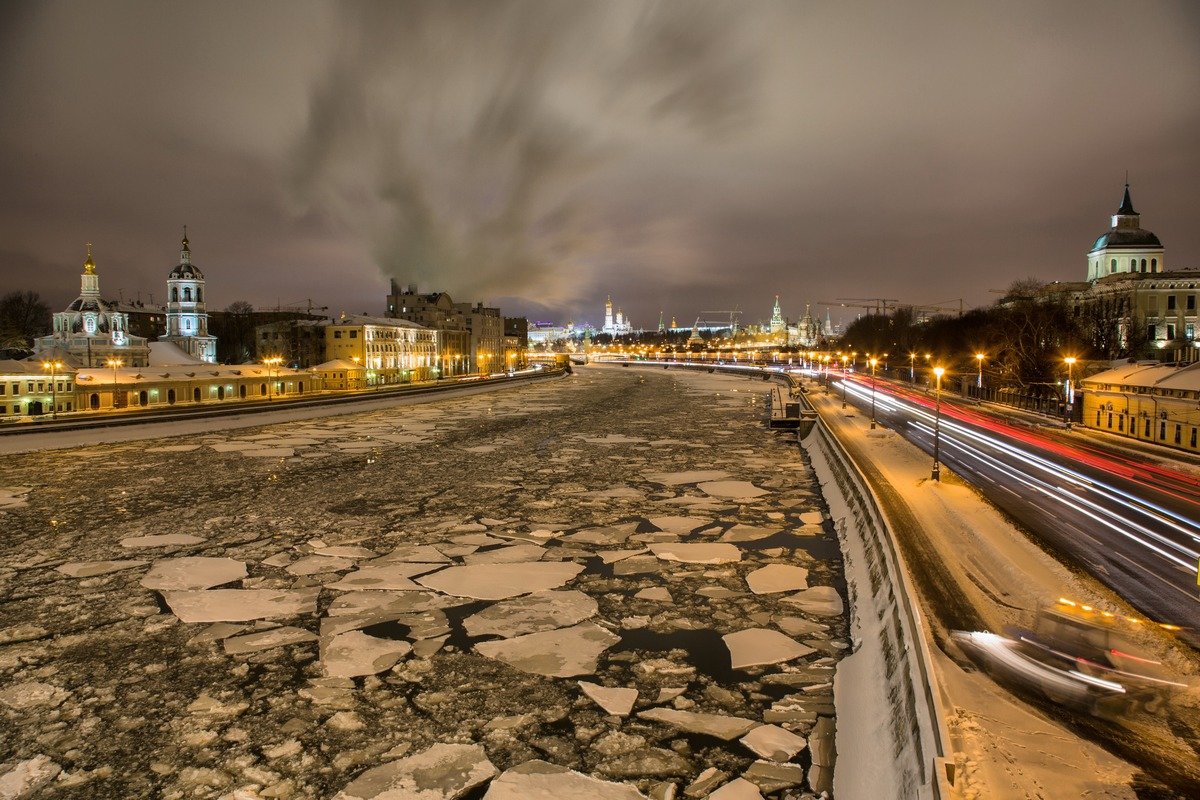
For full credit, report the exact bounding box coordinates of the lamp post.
[975,353,984,390]
[932,366,945,481]
[41,360,62,419]
[909,352,916,383]
[106,358,123,409]
[263,356,283,400]
[840,357,848,408]
[350,356,361,390]
[869,357,878,429]
[1064,356,1077,428]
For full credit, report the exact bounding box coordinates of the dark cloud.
[1,1,1198,331]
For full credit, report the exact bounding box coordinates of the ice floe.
[474,622,619,677]
[416,561,584,600]
[723,628,815,669]
[637,708,758,739]
[643,470,732,486]
[162,587,320,623]
[119,533,205,548]
[483,760,648,799]
[463,590,597,638]
[739,724,808,761]
[696,480,769,499]
[56,559,146,578]
[781,586,845,617]
[223,626,317,655]
[322,630,412,677]
[335,743,496,800]
[745,564,809,594]
[578,681,638,716]
[140,557,246,590]
[647,542,741,564]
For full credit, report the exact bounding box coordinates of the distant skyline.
[2,1,1198,329]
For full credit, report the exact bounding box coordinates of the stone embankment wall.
[802,417,952,799]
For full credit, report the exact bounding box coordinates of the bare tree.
[0,291,51,354]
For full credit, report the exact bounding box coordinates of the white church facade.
[159,229,217,363]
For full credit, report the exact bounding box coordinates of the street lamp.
[909,352,916,383]
[975,353,985,390]
[350,356,361,389]
[869,357,878,429]
[1064,356,1077,428]
[41,360,63,419]
[263,356,283,400]
[105,358,123,409]
[932,366,945,481]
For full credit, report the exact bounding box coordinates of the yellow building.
[325,314,437,385]
[1080,361,1200,452]
[0,360,78,418]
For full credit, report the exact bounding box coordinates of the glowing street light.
[1064,356,1077,428]
[263,356,283,400]
[909,352,916,383]
[41,360,63,419]
[975,353,985,389]
[932,366,945,481]
[105,358,123,409]
[869,357,878,429]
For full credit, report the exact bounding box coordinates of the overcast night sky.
[1,0,1198,329]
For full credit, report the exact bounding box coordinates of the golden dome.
[83,242,96,275]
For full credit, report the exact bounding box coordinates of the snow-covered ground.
[806,378,1200,799]
[0,366,847,799]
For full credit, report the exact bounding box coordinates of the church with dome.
[1086,184,1164,281]
[34,244,152,367]
[159,228,217,362]
[1053,183,1198,362]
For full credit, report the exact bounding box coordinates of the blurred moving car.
[952,599,1188,717]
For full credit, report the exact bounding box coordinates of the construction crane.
[905,298,964,319]
[817,298,898,315]
[275,298,329,315]
[699,308,742,333]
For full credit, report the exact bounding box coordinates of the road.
[829,371,1200,647]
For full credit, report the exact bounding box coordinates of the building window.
[0,385,5,396]
[1168,295,1177,311]
[1141,259,1147,272]
[183,287,192,302]
[350,331,358,339]
[1160,421,1166,439]
[197,288,203,303]
[1187,323,1195,340]
[334,331,342,339]
[1151,258,1157,271]
[1175,424,1182,445]
[171,288,179,302]
[1193,428,1198,449]
[1167,324,1176,339]
[1188,295,1196,311]
[1145,418,1151,437]
[1110,259,1117,273]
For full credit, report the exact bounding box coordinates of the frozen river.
[0,366,847,799]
